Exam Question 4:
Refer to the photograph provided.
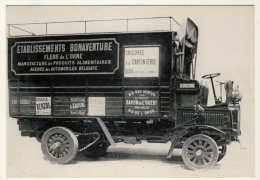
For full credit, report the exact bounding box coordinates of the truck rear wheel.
[41,127,79,164]
[82,142,108,157]
[36,131,44,142]
[182,134,219,170]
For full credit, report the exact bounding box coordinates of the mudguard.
[96,118,116,146]
[167,125,226,158]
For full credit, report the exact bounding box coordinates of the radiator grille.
[182,112,225,125]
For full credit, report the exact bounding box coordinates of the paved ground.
[5,117,255,178]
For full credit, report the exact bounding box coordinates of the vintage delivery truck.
[7,17,242,170]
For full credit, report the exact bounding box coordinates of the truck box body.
[8,32,175,119]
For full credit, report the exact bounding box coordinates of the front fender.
[167,125,226,158]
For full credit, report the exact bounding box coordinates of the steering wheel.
[202,73,221,79]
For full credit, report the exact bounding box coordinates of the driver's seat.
[198,83,208,106]
[199,80,236,108]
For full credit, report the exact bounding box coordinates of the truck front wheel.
[41,127,79,164]
[182,134,219,170]
[217,145,227,162]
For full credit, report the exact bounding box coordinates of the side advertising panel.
[125,90,159,117]
[53,97,86,116]
[88,97,122,116]
[9,96,122,116]
[88,97,105,116]
[36,97,51,115]
[11,38,119,75]
[124,46,160,77]
[9,96,51,115]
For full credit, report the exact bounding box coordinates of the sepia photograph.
[1,3,259,179]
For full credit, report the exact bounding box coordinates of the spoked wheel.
[41,127,79,164]
[217,145,227,162]
[82,142,108,157]
[182,134,219,170]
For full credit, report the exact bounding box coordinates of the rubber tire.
[41,127,78,164]
[36,131,44,143]
[217,145,227,162]
[82,142,108,157]
[182,134,219,170]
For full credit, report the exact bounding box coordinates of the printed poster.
[88,97,105,116]
[124,46,159,77]
[36,97,51,115]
